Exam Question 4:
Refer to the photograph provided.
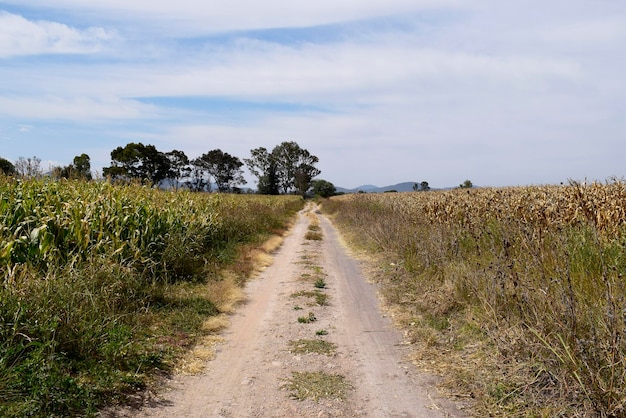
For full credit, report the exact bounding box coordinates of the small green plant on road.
[297,312,317,324]
[288,339,337,356]
[285,371,352,401]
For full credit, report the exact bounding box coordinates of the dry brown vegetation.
[322,181,626,417]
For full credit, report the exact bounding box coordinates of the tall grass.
[323,181,626,416]
[0,178,303,416]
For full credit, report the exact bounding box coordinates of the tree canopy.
[459,179,473,189]
[89,140,322,194]
[0,157,16,176]
[1,140,323,194]
[311,179,336,198]
[413,181,430,191]
[193,149,246,193]
[53,153,93,180]
[245,141,321,196]
[103,143,172,186]
[244,147,279,195]
[72,154,92,180]
[166,150,191,190]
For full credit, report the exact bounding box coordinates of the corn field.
[0,178,303,417]
[323,181,626,417]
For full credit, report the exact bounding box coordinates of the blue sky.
[0,1,625,189]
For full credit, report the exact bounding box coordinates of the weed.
[297,312,317,324]
[314,292,329,306]
[314,278,326,289]
[305,231,323,241]
[291,290,316,298]
[316,329,329,336]
[288,339,337,356]
[285,371,352,401]
[308,265,325,275]
[291,290,328,306]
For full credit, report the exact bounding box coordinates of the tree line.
[102,141,322,196]
[0,141,334,196]
[0,154,92,181]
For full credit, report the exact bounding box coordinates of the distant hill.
[336,182,420,194]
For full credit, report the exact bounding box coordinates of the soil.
[105,204,466,417]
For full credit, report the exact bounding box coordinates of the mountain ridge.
[336,182,422,194]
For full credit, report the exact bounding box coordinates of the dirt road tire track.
[108,205,464,417]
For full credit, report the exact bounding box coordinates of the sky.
[0,1,624,189]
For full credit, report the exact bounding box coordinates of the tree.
[413,181,430,191]
[294,162,321,197]
[272,141,321,196]
[50,165,69,180]
[186,164,209,192]
[193,149,246,192]
[14,156,42,178]
[244,147,279,195]
[311,179,336,198]
[271,142,301,194]
[166,150,191,190]
[0,158,16,176]
[72,153,92,180]
[271,141,320,195]
[103,142,171,186]
[459,179,473,189]
[50,154,91,181]
[246,142,321,195]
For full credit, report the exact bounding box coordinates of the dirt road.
[115,205,464,417]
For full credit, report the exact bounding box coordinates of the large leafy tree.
[245,141,321,195]
[72,153,92,180]
[103,142,171,186]
[53,153,92,180]
[244,147,279,195]
[294,162,321,197]
[193,149,246,192]
[311,179,336,198]
[272,141,321,196]
[166,150,191,190]
[187,164,209,192]
[0,157,16,176]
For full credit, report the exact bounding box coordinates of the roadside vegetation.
[0,177,303,417]
[322,181,626,416]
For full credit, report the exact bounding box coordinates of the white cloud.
[0,95,159,121]
[0,36,581,108]
[3,0,464,35]
[0,11,116,57]
[541,18,626,44]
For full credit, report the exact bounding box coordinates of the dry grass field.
[323,181,626,417]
